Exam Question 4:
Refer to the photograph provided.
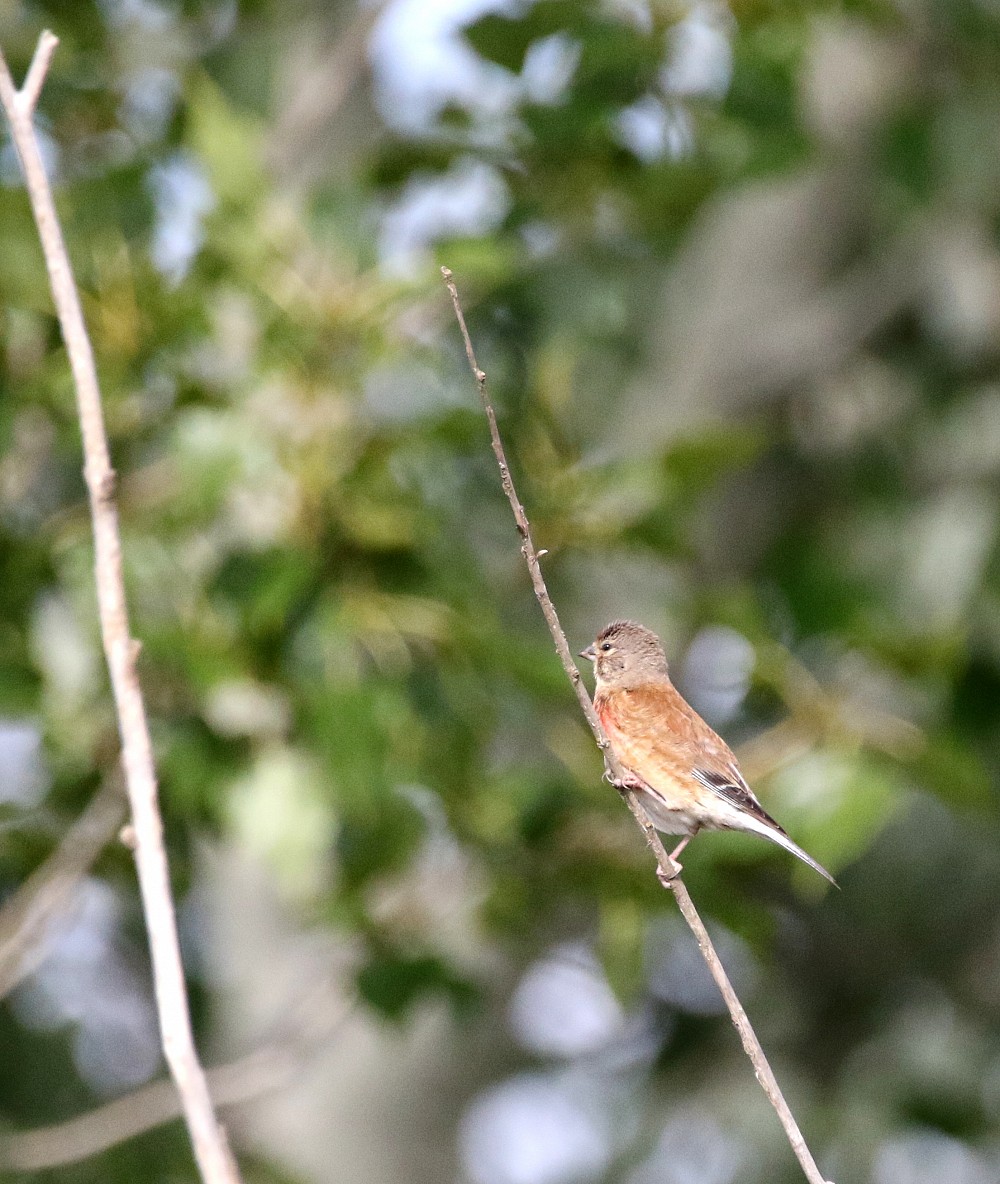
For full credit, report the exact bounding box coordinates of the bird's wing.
[689,763,785,833]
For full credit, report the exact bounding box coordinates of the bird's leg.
[656,833,696,888]
[605,763,692,886]
[669,834,693,864]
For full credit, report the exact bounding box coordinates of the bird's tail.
[738,814,838,887]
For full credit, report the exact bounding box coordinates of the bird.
[579,619,836,886]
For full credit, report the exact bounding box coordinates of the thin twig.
[0,32,241,1184]
[442,266,834,1184]
[0,778,126,1001]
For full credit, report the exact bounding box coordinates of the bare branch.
[0,32,241,1184]
[0,1045,286,1173]
[0,982,353,1172]
[442,266,834,1184]
[0,778,126,1001]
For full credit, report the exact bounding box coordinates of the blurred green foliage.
[1,0,1000,1182]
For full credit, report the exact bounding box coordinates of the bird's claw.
[607,772,647,795]
[656,862,682,889]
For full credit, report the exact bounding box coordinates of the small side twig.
[20,29,56,114]
[442,266,834,1184]
[0,32,241,1184]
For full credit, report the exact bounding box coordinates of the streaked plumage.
[580,620,836,885]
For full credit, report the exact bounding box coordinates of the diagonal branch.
[0,1042,289,1173]
[0,31,241,1184]
[0,777,126,1001]
[442,266,834,1184]
[0,984,353,1172]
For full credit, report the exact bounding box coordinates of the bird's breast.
[596,688,685,786]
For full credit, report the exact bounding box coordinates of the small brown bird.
[580,620,836,885]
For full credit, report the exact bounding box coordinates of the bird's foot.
[607,771,648,795]
[656,862,681,889]
[656,836,692,888]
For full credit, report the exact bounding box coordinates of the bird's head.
[580,619,669,688]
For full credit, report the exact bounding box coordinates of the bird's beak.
[579,643,597,663]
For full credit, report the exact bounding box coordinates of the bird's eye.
[599,642,612,652]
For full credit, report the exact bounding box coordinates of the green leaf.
[357,951,479,1019]
[464,1,584,73]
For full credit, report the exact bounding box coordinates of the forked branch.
[0,31,241,1184]
[442,266,834,1184]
